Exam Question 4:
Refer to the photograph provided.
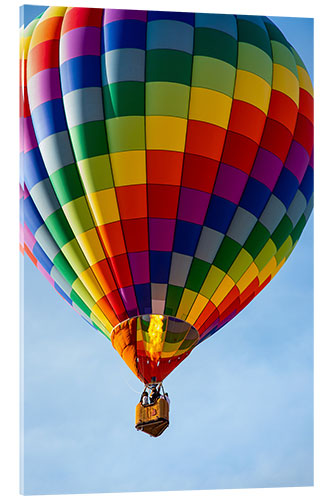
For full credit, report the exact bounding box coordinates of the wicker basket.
[135,398,169,437]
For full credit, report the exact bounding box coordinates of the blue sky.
[21,7,314,495]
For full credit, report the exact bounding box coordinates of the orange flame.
[147,315,164,362]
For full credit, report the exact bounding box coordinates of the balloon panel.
[20,8,313,365]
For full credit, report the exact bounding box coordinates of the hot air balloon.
[20,7,313,437]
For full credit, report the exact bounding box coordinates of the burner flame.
[147,315,164,362]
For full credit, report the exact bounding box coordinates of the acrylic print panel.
[20,3,314,495]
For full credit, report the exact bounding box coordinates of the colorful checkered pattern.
[20,7,313,383]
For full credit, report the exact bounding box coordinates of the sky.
[20,5,314,496]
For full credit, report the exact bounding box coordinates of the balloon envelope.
[20,7,313,384]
